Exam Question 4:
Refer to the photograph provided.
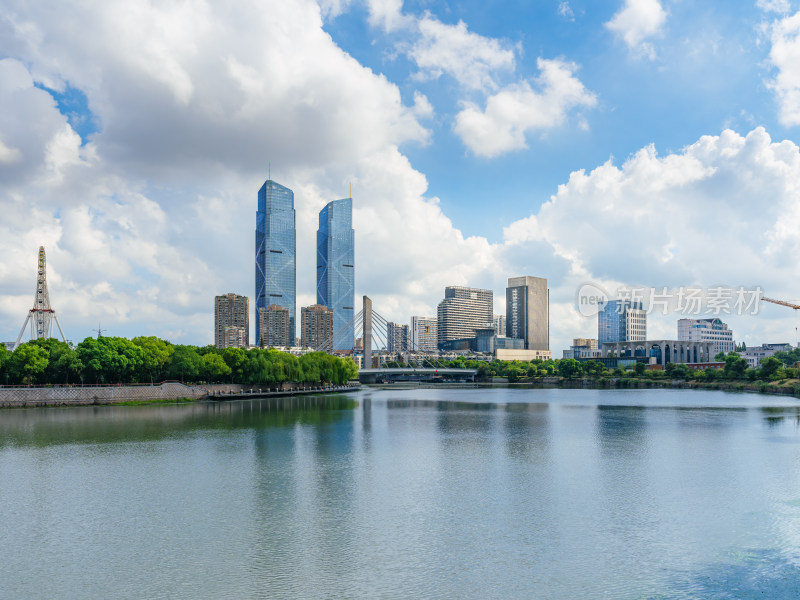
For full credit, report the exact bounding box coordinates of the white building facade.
[677,318,734,356]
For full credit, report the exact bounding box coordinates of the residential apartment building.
[387,322,410,352]
[301,304,334,351]
[258,304,291,348]
[410,316,438,353]
[215,293,249,349]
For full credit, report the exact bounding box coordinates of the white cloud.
[503,127,800,348]
[412,91,434,119]
[606,0,667,59]
[0,139,21,164]
[454,58,597,158]
[366,0,411,32]
[766,11,800,126]
[758,0,792,13]
[558,2,575,21]
[0,0,503,346]
[409,15,516,91]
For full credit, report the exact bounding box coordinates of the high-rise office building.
[437,286,493,348]
[506,276,549,351]
[598,299,646,344]
[387,322,409,352]
[258,304,291,348]
[677,318,734,355]
[256,178,296,348]
[215,293,249,349]
[411,316,438,353]
[301,304,334,350]
[317,197,354,351]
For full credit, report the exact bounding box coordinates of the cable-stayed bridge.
[318,295,477,384]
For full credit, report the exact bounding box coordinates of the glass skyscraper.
[256,179,296,347]
[316,198,354,351]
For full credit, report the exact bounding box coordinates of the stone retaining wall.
[0,382,244,408]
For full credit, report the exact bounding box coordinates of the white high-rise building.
[437,286,493,349]
[677,318,734,356]
[410,316,438,353]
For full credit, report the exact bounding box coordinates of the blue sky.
[1,0,800,352]
[324,0,788,238]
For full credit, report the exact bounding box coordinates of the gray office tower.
[256,178,296,347]
[317,197,354,351]
[506,276,549,350]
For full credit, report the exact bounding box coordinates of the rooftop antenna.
[269,162,271,180]
[349,182,352,198]
[92,323,105,339]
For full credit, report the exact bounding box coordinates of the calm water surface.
[2,387,800,599]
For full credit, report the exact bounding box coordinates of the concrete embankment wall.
[0,383,243,408]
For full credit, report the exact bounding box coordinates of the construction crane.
[761,297,800,345]
[762,297,800,311]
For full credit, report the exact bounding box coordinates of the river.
[2,387,800,599]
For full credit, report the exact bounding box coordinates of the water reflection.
[0,395,358,448]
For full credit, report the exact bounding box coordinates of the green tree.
[202,352,231,382]
[582,360,607,378]
[167,345,202,382]
[8,342,49,384]
[714,352,726,362]
[634,362,646,376]
[222,347,247,382]
[132,336,174,383]
[557,358,582,379]
[723,352,748,379]
[759,356,783,380]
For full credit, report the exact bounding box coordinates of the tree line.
[386,350,800,383]
[0,337,358,386]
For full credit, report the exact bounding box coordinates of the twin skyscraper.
[255,177,354,350]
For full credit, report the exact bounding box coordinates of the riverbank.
[0,381,360,408]
[499,377,800,398]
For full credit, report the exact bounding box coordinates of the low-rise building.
[495,349,552,361]
[742,343,794,368]
[601,339,714,366]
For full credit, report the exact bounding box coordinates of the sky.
[1,0,800,353]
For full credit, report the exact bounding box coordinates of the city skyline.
[2,1,800,353]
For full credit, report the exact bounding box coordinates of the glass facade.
[316,198,354,351]
[256,180,296,347]
[598,299,646,344]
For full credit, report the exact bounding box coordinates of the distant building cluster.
[205,175,793,370]
[215,176,354,352]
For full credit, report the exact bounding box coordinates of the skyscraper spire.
[15,246,67,349]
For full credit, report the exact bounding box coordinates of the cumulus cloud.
[409,15,516,91]
[454,58,597,158]
[558,2,575,21]
[0,0,506,346]
[503,127,800,347]
[606,0,667,59]
[766,11,800,126]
